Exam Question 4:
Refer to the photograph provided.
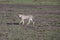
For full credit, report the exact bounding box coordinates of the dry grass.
[0,5,60,40]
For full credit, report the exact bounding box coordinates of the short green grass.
[0,0,60,5]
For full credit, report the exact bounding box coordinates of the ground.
[0,4,60,40]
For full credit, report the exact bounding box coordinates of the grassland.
[0,4,60,40]
[0,0,60,5]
